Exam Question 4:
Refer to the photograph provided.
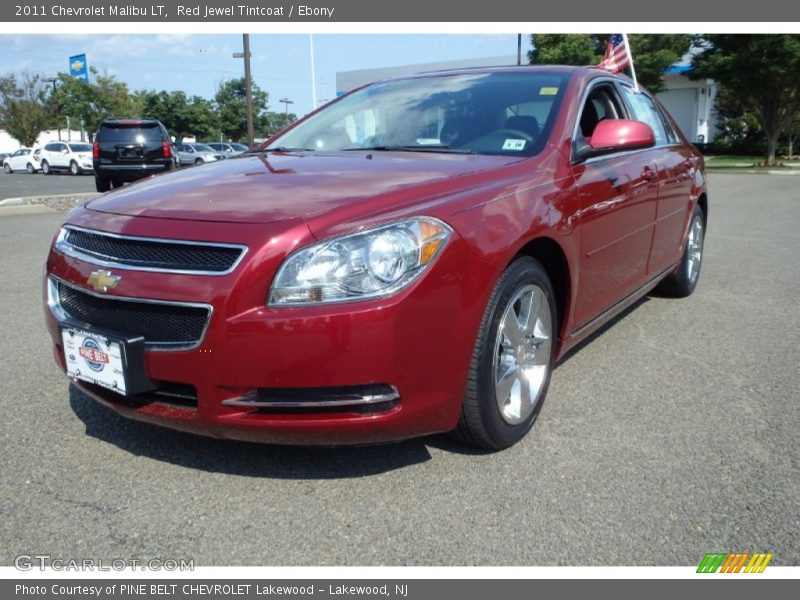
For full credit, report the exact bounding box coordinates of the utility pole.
[44,77,59,140]
[309,34,317,110]
[279,97,294,117]
[233,34,255,149]
[517,34,522,65]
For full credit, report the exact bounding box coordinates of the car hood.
[85,151,522,224]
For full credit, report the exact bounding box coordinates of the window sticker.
[502,139,526,151]
[539,87,559,96]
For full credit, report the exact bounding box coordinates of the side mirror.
[589,119,655,153]
[573,119,656,163]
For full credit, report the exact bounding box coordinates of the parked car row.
[3,120,253,194]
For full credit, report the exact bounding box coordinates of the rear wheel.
[95,176,111,192]
[455,257,557,450]
[26,163,34,174]
[3,163,11,174]
[69,160,81,176]
[41,160,50,175]
[656,205,705,297]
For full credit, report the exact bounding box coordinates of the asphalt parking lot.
[1,173,797,566]
[0,172,95,200]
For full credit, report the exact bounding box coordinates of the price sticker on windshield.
[502,139,526,151]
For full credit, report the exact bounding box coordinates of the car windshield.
[69,143,92,152]
[231,143,249,151]
[265,71,569,157]
[193,144,214,152]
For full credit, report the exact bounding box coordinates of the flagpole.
[622,33,639,92]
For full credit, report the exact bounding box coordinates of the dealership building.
[336,55,718,144]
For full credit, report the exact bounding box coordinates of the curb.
[0,192,96,203]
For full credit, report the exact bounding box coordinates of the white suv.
[39,141,94,175]
[2,147,41,173]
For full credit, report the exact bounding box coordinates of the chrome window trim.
[47,276,213,352]
[55,224,249,276]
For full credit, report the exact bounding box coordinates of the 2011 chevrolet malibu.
[44,66,707,450]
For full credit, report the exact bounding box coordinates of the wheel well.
[514,237,570,337]
[697,193,708,223]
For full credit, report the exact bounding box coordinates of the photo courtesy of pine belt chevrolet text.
[43,66,708,450]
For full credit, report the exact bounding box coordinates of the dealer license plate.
[61,328,127,395]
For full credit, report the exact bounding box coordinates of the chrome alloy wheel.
[492,284,553,425]
[685,215,704,286]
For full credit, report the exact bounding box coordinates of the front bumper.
[44,209,483,444]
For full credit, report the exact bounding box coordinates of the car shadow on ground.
[68,384,442,478]
[555,296,651,366]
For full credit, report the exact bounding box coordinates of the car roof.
[376,64,630,86]
[100,118,162,126]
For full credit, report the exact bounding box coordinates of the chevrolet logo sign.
[87,270,121,293]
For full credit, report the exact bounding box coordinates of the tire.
[3,163,11,174]
[194,158,204,166]
[69,160,81,176]
[656,205,705,298]
[41,160,50,175]
[95,176,111,192]
[26,163,34,174]
[455,256,557,450]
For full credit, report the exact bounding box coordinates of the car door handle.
[641,167,656,181]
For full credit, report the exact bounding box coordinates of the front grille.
[60,227,245,274]
[55,280,210,349]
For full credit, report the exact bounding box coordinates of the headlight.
[269,217,452,306]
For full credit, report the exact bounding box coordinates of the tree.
[55,68,137,134]
[0,72,49,146]
[529,34,692,93]
[264,111,297,136]
[691,35,800,166]
[137,90,218,141]
[214,77,269,141]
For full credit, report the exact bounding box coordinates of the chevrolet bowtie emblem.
[87,270,121,293]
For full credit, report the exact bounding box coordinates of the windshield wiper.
[343,145,476,154]
[262,146,316,152]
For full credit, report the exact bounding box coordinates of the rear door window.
[619,87,670,146]
[100,125,162,144]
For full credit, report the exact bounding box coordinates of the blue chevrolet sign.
[69,54,88,82]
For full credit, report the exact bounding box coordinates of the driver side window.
[578,84,625,141]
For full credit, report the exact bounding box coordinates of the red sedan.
[44,66,707,450]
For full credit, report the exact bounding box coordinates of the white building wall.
[0,129,86,153]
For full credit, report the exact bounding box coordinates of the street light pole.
[234,34,255,149]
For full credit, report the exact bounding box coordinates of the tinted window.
[99,124,162,144]
[68,143,92,152]
[193,144,214,152]
[268,72,570,157]
[44,143,58,151]
[619,87,669,145]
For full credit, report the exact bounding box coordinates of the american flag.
[598,34,630,73]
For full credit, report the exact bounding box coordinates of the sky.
[2,34,533,117]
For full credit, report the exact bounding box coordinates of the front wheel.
[656,205,705,297]
[26,163,34,174]
[455,257,557,450]
[3,163,11,174]
[69,160,81,176]
[41,160,50,175]
[194,158,204,166]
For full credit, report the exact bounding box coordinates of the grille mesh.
[57,282,209,347]
[64,228,243,273]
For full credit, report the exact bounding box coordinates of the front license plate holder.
[60,322,154,396]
